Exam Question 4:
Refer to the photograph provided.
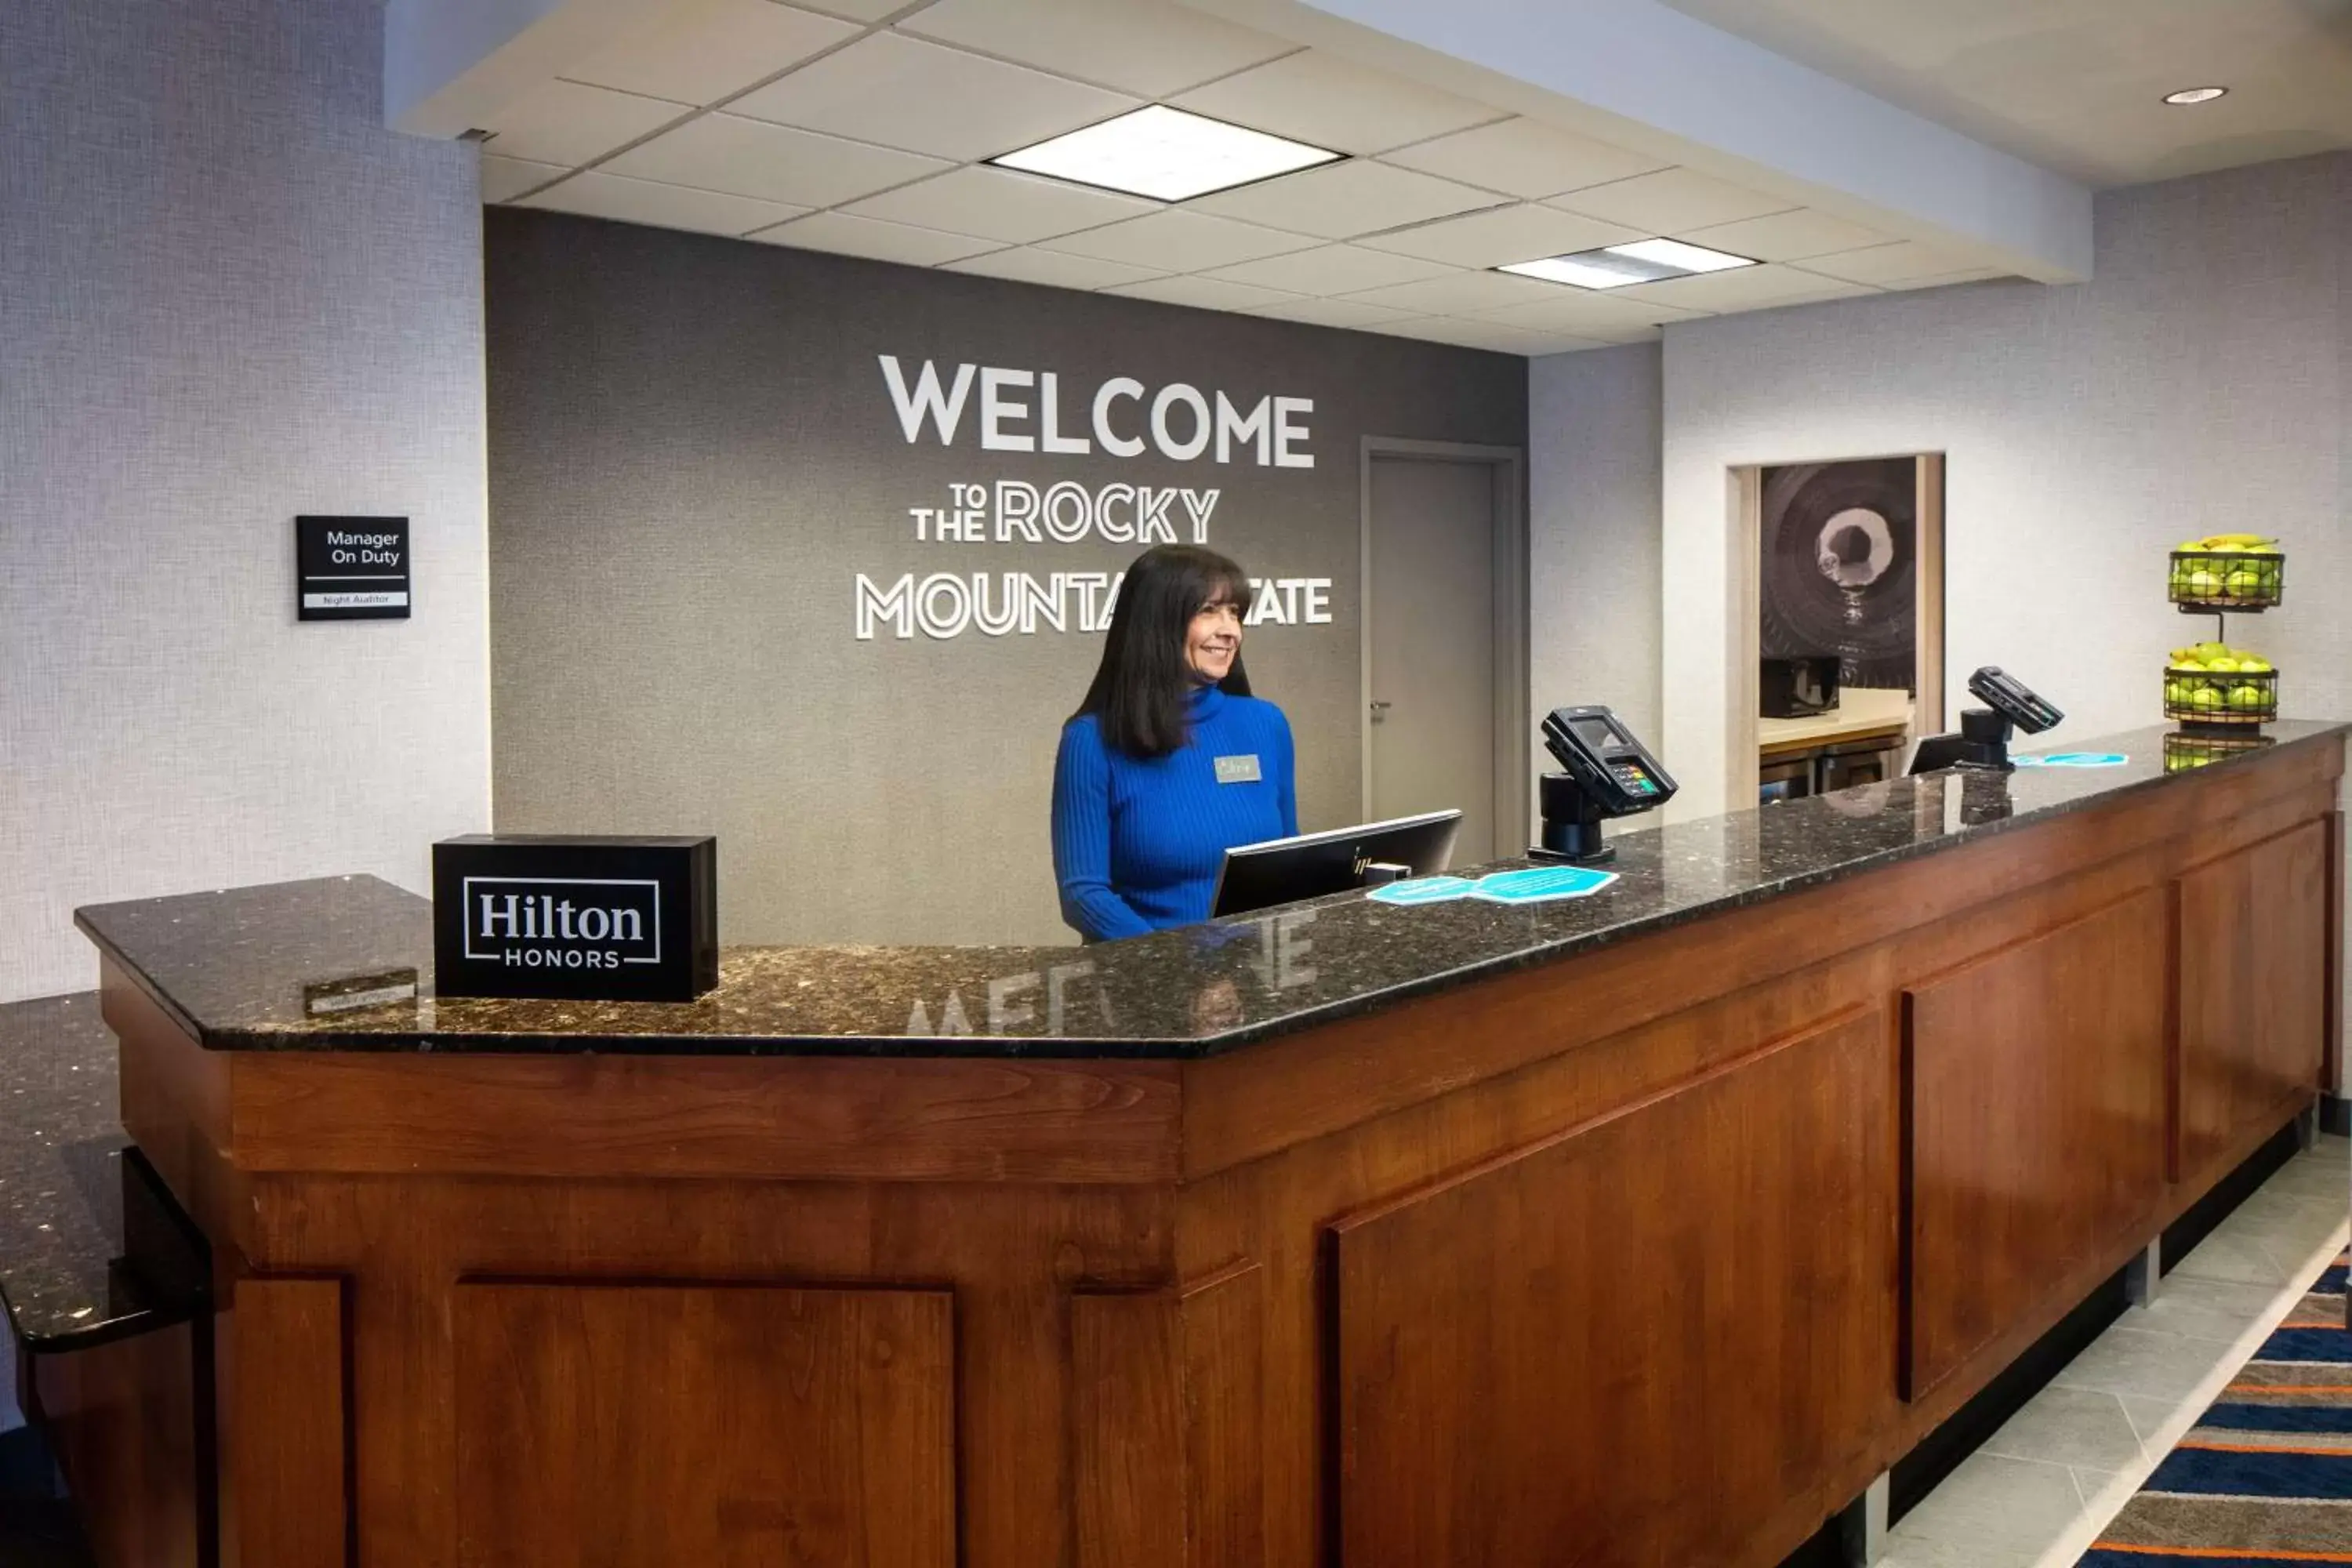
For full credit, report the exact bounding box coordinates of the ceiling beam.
[1181,0,2093,281]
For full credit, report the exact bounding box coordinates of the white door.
[1367,453,1504,865]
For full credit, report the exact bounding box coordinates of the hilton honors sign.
[432,835,717,1001]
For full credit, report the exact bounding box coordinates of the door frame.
[1731,452,1947,804]
[1359,437,1531,855]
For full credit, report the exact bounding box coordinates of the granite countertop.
[74,722,2347,1062]
[0,992,207,1350]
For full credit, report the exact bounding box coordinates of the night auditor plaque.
[296,515,409,620]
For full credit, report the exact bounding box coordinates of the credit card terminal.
[1541,706,1679,816]
[1967,667,2063,735]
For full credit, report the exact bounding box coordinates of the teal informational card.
[1471,866,1620,904]
[1367,866,1623,909]
[1367,876,1477,906]
[2016,752,2129,768]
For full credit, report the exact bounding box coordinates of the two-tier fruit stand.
[2162,535,2284,772]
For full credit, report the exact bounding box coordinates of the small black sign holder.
[296,515,410,622]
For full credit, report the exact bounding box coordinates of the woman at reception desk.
[1052,544,1297,941]
[51,722,2347,1568]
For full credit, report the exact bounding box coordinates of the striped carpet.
[2080,1250,2352,1564]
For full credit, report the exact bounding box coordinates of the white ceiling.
[477,0,2027,356]
[1653,0,2352,187]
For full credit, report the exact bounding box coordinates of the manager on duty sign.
[296,514,409,620]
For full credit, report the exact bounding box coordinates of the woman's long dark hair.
[1075,545,1254,759]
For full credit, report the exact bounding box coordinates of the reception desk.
[53,723,2347,1568]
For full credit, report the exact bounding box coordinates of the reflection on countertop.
[72,722,2349,1061]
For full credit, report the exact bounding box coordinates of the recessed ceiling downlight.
[2162,85,2227,105]
[989,105,1342,202]
[1498,238,1756,290]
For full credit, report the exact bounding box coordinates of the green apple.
[2225,569,2263,597]
[2229,684,2267,712]
[2190,687,2223,710]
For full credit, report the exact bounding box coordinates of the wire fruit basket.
[2162,653,2277,728]
[2169,539,2283,612]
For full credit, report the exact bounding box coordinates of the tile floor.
[1881,1133,2351,1567]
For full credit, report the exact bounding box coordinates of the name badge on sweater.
[1214,754,1262,785]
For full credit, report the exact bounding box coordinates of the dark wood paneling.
[1904,891,2168,1397]
[2179,821,2330,1185]
[453,1281,953,1568]
[82,739,2341,1568]
[232,1051,1180,1185]
[1181,750,2340,1180]
[1073,1261,1265,1568]
[220,1276,347,1568]
[31,1324,204,1568]
[1329,1010,1895,1568]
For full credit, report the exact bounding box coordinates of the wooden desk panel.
[453,1282,954,1568]
[2179,821,2331,1187]
[1903,891,2169,1399]
[1329,1009,1894,1568]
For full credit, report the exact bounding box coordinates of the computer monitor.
[1210,810,1464,920]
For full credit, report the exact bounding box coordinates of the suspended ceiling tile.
[1101,275,1305,312]
[728,32,1137,160]
[517,171,810,235]
[1468,290,1707,338]
[843,165,1159,242]
[1356,202,1641,268]
[1199,244,1456,296]
[1372,317,1609,355]
[1548,166,1798,234]
[562,0,860,107]
[793,0,903,16]
[1037,209,1318,270]
[1187,160,1502,240]
[898,0,1297,97]
[1337,268,1566,314]
[1672,207,1893,261]
[1615,263,1876,311]
[481,154,566,203]
[481,80,689,167]
[1171,50,1504,155]
[1379,117,1671,199]
[1241,296,1420,330]
[940,246,1169,289]
[1878,267,2012,292]
[1796,239,1983,285]
[603,114,950,208]
[751,210,1007,265]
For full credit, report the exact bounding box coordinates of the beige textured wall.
[1652,153,2351,819]
[485,211,1527,949]
[0,0,493,1003]
[1528,343,1664,762]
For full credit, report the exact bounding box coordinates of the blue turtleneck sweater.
[1051,684,1298,941]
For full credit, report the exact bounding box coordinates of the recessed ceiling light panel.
[990,105,1341,202]
[1606,238,1755,274]
[2162,85,2227,105]
[1500,238,1755,290]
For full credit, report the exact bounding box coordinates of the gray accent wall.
[485,211,1526,949]
[0,0,492,1004]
